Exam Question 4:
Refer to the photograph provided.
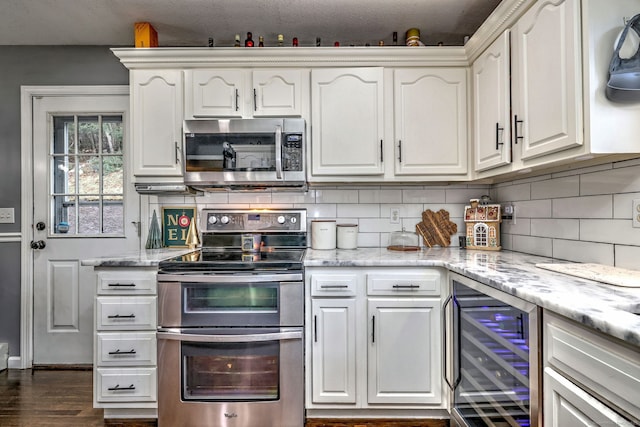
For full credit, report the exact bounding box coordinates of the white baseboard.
[8,356,23,370]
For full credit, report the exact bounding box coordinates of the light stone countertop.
[81,247,195,267]
[305,247,640,347]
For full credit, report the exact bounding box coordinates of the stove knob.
[290,217,297,224]
[220,216,230,225]
[208,215,218,225]
[277,215,286,224]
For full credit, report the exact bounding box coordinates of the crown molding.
[112,46,469,69]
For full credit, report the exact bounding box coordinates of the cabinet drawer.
[95,367,157,403]
[367,271,441,295]
[96,296,157,331]
[544,311,640,420]
[97,270,156,295]
[311,274,357,296]
[96,332,157,367]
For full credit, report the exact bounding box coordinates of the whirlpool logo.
[224,412,238,419]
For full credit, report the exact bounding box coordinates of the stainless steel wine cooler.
[446,273,541,427]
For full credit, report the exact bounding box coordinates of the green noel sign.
[162,207,196,247]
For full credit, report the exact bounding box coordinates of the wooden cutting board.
[536,263,640,288]
[415,209,457,247]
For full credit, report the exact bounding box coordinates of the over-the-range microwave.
[183,118,306,190]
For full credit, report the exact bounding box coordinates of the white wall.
[490,158,640,268]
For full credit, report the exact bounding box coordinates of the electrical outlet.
[633,199,640,228]
[502,205,516,224]
[0,208,15,224]
[390,207,400,224]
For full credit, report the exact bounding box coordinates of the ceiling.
[0,0,501,47]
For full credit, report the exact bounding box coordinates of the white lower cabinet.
[93,267,158,419]
[543,310,640,426]
[306,267,445,415]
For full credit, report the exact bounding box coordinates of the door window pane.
[51,115,124,236]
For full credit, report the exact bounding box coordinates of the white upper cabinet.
[393,68,468,175]
[511,0,582,161]
[311,67,385,176]
[185,69,304,118]
[472,31,511,172]
[131,69,184,179]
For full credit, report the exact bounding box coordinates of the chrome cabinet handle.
[496,122,504,150]
[108,349,137,355]
[514,115,524,144]
[108,384,135,391]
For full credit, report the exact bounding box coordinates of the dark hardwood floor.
[0,369,450,427]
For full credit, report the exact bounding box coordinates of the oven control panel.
[202,209,307,233]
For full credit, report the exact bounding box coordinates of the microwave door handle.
[275,125,283,179]
[157,329,302,343]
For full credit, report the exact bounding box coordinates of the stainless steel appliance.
[157,208,307,427]
[183,118,306,190]
[446,273,541,427]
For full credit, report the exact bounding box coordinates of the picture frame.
[162,206,197,247]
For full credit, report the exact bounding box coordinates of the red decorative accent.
[178,214,191,228]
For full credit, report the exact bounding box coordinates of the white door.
[32,94,140,365]
[367,298,441,404]
[311,67,384,176]
[473,31,512,172]
[393,68,468,175]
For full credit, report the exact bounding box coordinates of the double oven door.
[156,271,304,427]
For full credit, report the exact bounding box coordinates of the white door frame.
[19,85,129,369]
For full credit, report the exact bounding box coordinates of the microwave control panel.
[283,134,303,171]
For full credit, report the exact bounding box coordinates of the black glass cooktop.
[158,249,305,272]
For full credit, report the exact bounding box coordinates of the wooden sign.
[416,209,458,247]
[162,207,196,247]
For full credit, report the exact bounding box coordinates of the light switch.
[0,208,15,224]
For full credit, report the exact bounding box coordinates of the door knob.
[36,222,46,231]
[30,240,46,250]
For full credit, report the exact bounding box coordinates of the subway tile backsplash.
[491,159,640,269]
[152,159,640,269]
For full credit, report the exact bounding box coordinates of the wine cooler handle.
[442,294,453,391]
[453,295,462,389]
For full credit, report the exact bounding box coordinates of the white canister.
[311,220,336,250]
[337,224,358,249]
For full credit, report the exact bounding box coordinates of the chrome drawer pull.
[108,349,137,355]
[108,384,135,391]
[107,314,136,319]
[108,283,136,287]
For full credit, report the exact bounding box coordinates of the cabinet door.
[131,70,184,177]
[544,367,636,427]
[511,0,582,160]
[393,68,468,175]
[185,69,244,118]
[252,69,302,117]
[311,298,357,404]
[473,31,512,172]
[367,298,441,404]
[311,68,384,176]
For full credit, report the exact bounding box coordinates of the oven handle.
[158,273,302,283]
[157,328,302,343]
[275,124,283,180]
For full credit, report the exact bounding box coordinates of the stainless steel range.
[157,209,306,427]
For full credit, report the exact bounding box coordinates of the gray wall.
[0,46,128,357]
